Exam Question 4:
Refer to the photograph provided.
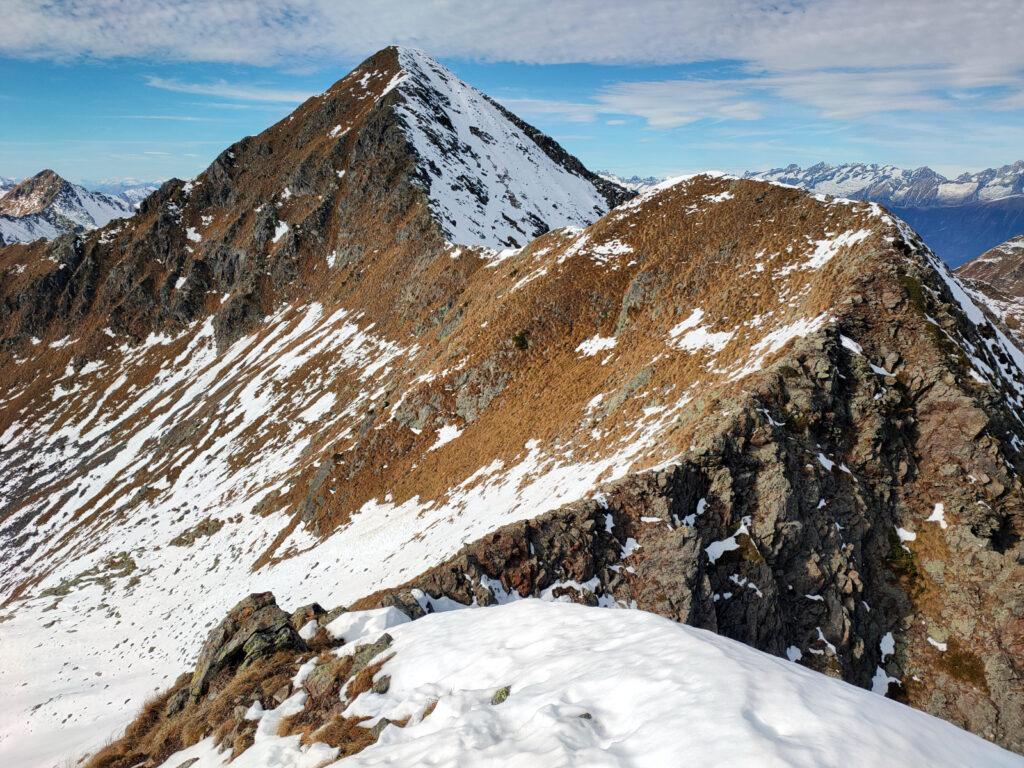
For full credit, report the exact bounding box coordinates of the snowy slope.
[957,235,1024,341]
[0,170,134,245]
[150,600,1021,768]
[0,213,61,243]
[392,48,620,248]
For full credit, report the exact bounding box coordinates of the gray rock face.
[188,592,306,699]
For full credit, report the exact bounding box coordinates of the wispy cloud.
[2,1,1020,124]
[502,80,762,129]
[497,98,600,123]
[2,0,1021,79]
[506,63,1024,130]
[145,76,312,104]
[112,114,224,122]
[597,80,763,128]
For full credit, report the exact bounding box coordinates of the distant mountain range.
[0,171,158,246]
[82,178,162,208]
[748,161,1024,206]
[746,162,1024,266]
[598,172,662,192]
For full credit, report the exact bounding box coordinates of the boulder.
[189,592,306,699]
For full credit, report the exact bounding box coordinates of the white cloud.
[500,82,763,129]
[145,76,312,103]
[497,98,600,123]
[595,80,763,127]
[3,1,1019,123]
[2,1,1020,76]
[506,63,1024,129]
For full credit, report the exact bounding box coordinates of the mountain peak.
[0,169,70,217]
[0,169,132,245]
[382,46,629,248]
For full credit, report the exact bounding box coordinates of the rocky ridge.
[0,50,1022,767]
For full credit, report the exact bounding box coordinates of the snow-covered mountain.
[83,178,161,209]
[598,171,664,192]
[0,170,135,245]
[746,162,1024,265]
[389,48,629,248]
[747,161,1024,207]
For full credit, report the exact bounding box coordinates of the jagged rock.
[368,718,393,739]
[321,606,349,625]
[272,684,291,705]
[189,592,306,699]
[164,687,189,718]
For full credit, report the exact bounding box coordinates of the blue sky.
[1,1,1022,184]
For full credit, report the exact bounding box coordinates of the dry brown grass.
[86,650,306,768]
[305,715,376,754]
[276,654,353,740]
[344,655,391,700]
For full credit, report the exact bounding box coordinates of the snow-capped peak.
[389,47,628,249]
[0,169,134,245]
[746,161,1024,207]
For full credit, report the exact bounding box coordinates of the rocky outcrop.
[84,594,400,768]
[189,592,306,700]
[356,313,1023,749]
